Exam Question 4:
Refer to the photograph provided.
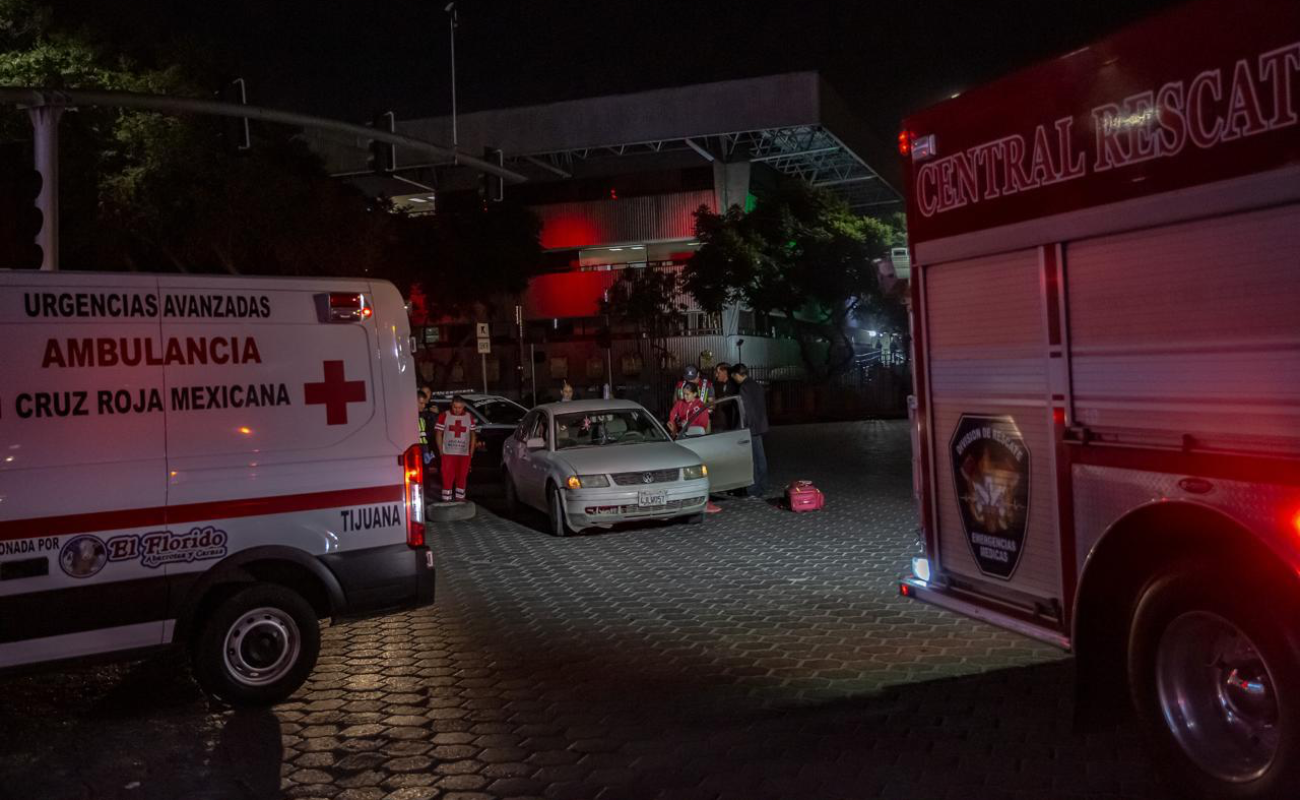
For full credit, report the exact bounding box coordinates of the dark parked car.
[427,393,528,477]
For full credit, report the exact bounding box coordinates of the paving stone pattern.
[0,421,1171,800]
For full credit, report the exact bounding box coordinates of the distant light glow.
[409,197,427,203]
[238,426,253,435]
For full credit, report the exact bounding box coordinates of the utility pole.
[29,102,62,271]
[445,2,459,152]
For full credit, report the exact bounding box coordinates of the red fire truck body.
[899,1,1299,796]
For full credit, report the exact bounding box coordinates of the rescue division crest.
[950,415,1031,580]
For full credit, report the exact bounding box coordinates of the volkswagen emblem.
[641,472,655,484]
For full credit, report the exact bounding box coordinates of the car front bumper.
[562,478,710,528]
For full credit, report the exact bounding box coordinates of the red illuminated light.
[1052,408,1066,425]
[327,293,371,323]
[1292,509,1300,541]
[897,130,911,157]
[402,444,425,547]
[899,583,912,597]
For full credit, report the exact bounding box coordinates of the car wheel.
[192,583,321,707]
[503,469,519,517]
[547,483,571,537]
[1128,565,1300,800]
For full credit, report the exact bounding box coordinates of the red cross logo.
[304,360,367,426]
[448,418,468,437]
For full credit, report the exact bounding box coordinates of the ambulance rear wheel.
[193,583,321,707]
[1128,566,1300,800]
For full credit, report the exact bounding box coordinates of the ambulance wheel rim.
[1156,610,1280,783]
[223,606,301,687]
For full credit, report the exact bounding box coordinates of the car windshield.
[553,409,666,449]
[474,399,526,425]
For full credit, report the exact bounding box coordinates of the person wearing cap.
[674,364,713,404]
[731,363,769,499]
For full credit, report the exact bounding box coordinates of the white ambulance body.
[0,271,432,704]
[899,1,1299,797]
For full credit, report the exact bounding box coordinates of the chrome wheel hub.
[1156,610,1279,783]
[223,606,301,687]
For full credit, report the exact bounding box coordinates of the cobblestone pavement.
[0,421,1170,800]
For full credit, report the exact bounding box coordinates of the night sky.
[57,0,1184,143]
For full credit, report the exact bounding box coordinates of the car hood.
[553,441,699,476]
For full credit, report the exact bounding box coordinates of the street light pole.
[445,2,458,152]
[29,102,62,271]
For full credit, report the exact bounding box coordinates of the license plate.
[637,490,667,507]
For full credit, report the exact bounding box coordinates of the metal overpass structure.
[310,72,901,214]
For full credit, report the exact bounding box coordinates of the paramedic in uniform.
[434,395,478,502]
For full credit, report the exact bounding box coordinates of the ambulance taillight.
[402,444,425,547]
[326,292,373,322]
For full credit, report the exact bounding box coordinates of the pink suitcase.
[786,480,825,512]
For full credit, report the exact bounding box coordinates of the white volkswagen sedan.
[501,398,754,536]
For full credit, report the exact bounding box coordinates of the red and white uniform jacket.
[435,410,476,456]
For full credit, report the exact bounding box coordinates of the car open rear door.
[674,397,754,492]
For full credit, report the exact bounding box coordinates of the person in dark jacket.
[731,363,769,499]
[711,362,737,431]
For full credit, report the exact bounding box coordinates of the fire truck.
[898,0,1299,796]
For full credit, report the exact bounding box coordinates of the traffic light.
[0,145,44,270]
[370,111,396,174]
[481,147,504,202]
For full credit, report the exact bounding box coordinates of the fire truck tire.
[1128,567,1300,800]
[192,583,322,707]
[427,500,476,523]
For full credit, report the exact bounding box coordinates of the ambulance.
[898,0,1299,797]
[0,271,433,705]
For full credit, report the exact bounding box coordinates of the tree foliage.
[0,0,542,314]
[599,265,686,341]
[684,178,905,380]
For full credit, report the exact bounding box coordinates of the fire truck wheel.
[547,484,571,537]
[1128,567,1300,800]
[192,583,322,707]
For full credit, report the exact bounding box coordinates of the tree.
[395,198,542,318]
[0,1,399,277]
[684,178,905,381]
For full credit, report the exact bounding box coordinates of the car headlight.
[683,464,707,480]
[567,475,609,489]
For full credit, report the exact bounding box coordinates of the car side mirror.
[526,436,545,450]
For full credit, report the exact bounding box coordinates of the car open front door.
[673,397,754,492]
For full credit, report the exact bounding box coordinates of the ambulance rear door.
[158,277,404,593]
[0,273,171,667]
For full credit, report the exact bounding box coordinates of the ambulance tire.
[1128,566,1300,800]
[192,583,322,707]
[547,484,572,537]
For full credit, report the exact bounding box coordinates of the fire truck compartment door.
[925,248,1063,605]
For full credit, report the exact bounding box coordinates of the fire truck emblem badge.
[950,415,1031,579]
